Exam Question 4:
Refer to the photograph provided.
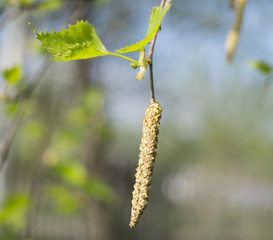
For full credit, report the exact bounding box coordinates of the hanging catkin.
[225,0,248,62]
[129,101,162,228]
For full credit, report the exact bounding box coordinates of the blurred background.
[1,0,273,239]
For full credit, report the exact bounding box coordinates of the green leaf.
[46,185,82,215]
[4,102,18,116]
[84,177,116,205]
[2,65,22,85]
[32,20,110,61]
[31,21,138,64]
[36,0,64,15]
[50,161,87,186]
[116,1,172,53]
[2,0,33,6]
[248,61,272,76]
[0,193,29,230]
[23,120,45,139]
[19,0,33,6]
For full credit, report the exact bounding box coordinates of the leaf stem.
[146,0,167,103]
[109,53,138,64]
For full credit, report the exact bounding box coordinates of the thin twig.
[146,33,158,64]
[0,101,25,170]
[22,127,52,238]
[0,2,45,31]
[0,59,50,171]
[149,63,155,103]
[22,59,50,100]
[146,0,167,103]
[0,0,85,30]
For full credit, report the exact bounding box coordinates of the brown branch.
[149,63,155,103]
[146,0,167,103]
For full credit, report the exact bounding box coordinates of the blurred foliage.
[3,101,18,116]
[50,161,87,187]
[2,65,22,85]
[249,61,272,76]
[0,44,116,237]
[1,0,33,6]
[35,0,64,15]
[94,0,111,7]
[0,84,117,238]
[46,184,83,215]
[1,0,273,240]
[0,193,29,233]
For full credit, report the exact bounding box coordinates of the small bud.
[129,102,162,228]
[130,62,139,69]
[135,49,147,81]
[135,66,147,81]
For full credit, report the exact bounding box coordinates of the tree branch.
[146,0,167,103]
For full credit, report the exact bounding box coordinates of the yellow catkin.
[225,0,248,62]
[129,102,162,228]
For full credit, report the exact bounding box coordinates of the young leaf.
[31,21,138,64]
[2,65,22,85]
[135,49,147,81]
[50,161,87,187]
[32,21,110,61]
[248,61,272,76]
[116,1,172,53]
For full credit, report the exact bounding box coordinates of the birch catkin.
[225,0,248,62]
[129,101,162,228]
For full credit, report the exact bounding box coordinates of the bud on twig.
[129,102,162,228]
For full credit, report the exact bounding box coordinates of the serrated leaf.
[116,1,171,53]
[33,20,111,61]
[248,61,272,76]
[3,65,22,85]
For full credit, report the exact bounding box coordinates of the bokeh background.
[1,0,273,239]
